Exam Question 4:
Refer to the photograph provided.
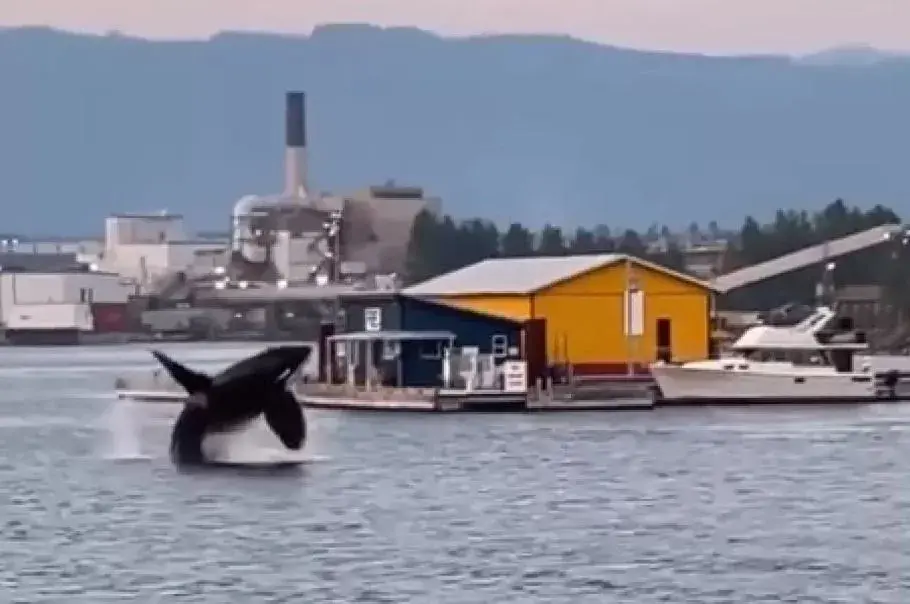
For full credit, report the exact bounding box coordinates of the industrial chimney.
[284,91,308,199]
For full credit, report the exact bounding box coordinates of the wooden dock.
[114,371,656,412]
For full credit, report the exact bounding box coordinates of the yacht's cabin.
[730,347,868,373]
[722,306,870,373]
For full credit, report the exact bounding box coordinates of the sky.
[2,0,909,55]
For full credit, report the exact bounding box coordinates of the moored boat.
[650,306,900,404]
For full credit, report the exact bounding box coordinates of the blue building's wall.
[339,294,402,332]
[400,296,524,387]
[335,293,524,387]
[401,296,522,355]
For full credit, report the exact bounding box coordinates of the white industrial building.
[0,271,136,332]
[96,213,227,292]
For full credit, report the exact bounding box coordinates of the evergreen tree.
[501,222,535,257]
[537,224,566,256]
[569,227,597,254]
[617,229,646,256]
[403,209,440,284]
[592,225,615,252]
[459,218,500,265]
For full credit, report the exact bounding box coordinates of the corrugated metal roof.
[713,224,904,294]
[404,253,716,296]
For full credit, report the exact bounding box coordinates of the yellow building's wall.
[533,260,711,367]
[643,293,709,362]
[531,293,624,364]
[438,294,532,321]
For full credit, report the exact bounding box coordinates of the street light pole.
[322,209,344,330]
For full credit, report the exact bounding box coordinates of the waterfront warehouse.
[403,253,717,375]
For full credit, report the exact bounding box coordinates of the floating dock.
[113,372,655,412]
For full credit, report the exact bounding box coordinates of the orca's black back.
[212,346,312,388]
[203,345,312,428]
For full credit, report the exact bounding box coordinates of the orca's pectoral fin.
[169,405,209,465]
[151,350,213,394]
[263,391,306,450]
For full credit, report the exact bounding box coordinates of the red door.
[521,318,547,386]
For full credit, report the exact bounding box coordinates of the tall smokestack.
[284,91,308,198]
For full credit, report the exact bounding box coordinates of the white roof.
[404,253,714,296]
[731,307,867,350]
[329,330,455,342]
[713,223,904,294]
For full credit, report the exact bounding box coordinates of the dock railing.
[296,381,435,401]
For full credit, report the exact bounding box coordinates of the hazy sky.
[3,0,909,55]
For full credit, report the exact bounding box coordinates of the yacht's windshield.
[737,348,831,365]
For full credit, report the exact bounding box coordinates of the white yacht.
[650,306,885,404]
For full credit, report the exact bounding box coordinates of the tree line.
[404,199,909,312]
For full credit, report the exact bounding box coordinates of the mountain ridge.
[1,24,909,234]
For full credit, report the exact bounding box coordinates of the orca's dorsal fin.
[151,350,213,394]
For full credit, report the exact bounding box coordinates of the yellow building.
[403,253,718,375]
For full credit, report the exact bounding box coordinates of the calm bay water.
[0,344,908,602]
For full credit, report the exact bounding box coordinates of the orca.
[151,346,311,466]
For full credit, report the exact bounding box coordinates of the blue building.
[328,292,543,387]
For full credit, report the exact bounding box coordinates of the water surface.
[0,344,908,602]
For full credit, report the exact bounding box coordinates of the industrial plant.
[0,91,441,345]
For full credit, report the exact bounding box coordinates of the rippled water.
[1,344,909,602]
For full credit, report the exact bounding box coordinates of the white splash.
[101,397,151,461]
[99,396,330,465]
[202,415,330,465]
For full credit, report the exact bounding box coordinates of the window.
[364,307,382,332]
[335,308,347,330]
[382,340,400,360]
[419,340,443,360]
[491,334,508,358]
[624,290,644,336]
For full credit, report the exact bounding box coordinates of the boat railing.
[793,307,836,333]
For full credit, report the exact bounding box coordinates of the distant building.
[339,183,442,276]
[682,241,729,279]
[835,284,886,330]
[0,270,136,343]
[98,213,227,293]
